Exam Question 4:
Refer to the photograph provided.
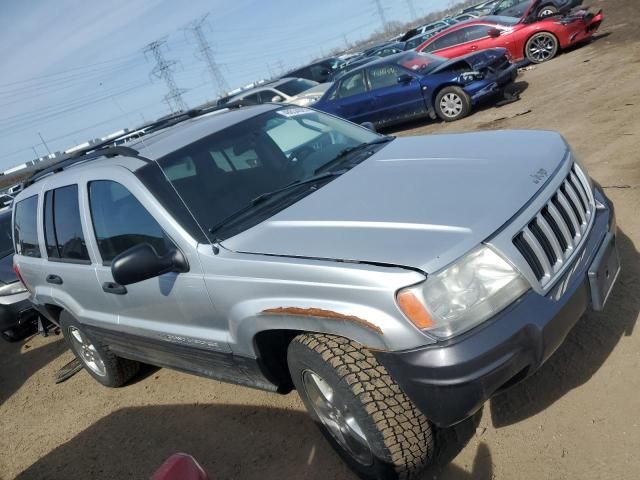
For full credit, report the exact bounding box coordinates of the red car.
[416,0,603,64]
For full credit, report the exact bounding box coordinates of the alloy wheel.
[69,326,106,377]
[528,35,556,62]
[440,93,463,118]
[302,369,373,466]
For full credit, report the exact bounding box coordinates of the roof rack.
[21,99,255,189]
[23,146,141,188]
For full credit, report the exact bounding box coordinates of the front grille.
[512,163,595,288]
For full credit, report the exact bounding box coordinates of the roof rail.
[23,146,141,188]
[21,98,255,189]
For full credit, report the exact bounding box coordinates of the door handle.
[46,274,63,285]
[102,282,127,295]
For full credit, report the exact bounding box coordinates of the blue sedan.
[313,49,518,125]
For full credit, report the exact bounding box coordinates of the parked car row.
[237,0,601,132]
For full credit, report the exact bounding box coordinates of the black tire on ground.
[525,32,559,64]
[59,311,140,387]
[434,86,472,122]
[538,5,558,17]
[288,333,434,480]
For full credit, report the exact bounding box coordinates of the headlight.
[0,281,28,297]
[459,71,484,83]
[292,96,320,107]
[397,246,529,339]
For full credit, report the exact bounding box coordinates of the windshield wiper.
[209,170,346,237]
[314,136,394,175]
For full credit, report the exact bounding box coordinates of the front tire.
[60,311,140,387]
[434,86,471,122]
[288,333,434,480]
[525,32,559,63]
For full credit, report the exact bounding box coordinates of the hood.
[432,48,508,74]
[0,253,17,285]
[289,83,333,106]
[222,130,569,273]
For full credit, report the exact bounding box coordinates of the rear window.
[13,195,41,258]
[277,78,318,97]
[43,185,90,262]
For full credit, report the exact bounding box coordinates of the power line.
[143,40,188,113]
[406,0,417,18]
[372,0,388,31]
[185,14,230,96]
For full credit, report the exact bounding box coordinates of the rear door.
[331,70,374,123]
[41,183,116,327]
[365,64,427,126]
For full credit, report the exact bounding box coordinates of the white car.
[230,78,332,107]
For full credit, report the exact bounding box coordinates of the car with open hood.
[416,1,603,64]
[13,104,619,480]
[314,49,518,126]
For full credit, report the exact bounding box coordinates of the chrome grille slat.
[535,214,564,271]
[512,163,595,289]
[556,190,581,243]
[522,227,553,278]
[546,204,573,255]
[569,171,590,215]
[563,180,587,226]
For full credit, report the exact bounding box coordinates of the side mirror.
[111,243,188,286]
[271,95,284,103]
[397,73,414,84]
[488,28,501,38]
[360,122,376,132]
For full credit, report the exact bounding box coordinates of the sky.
[0,0,456,170]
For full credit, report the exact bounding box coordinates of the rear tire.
[538,5,558,17]
[434,86,471,122]
[60,311,140,387]
[525,32,559,63]
[288,333,434,480]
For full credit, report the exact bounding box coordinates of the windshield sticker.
[277,107,313,117]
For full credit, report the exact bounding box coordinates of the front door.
[365,65,427,126]
[83,176,232,358]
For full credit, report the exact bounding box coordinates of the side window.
[423,31,463,52]
[337,71,367,98]
[261,90,282,102]
[242,93,261,104]
[88,181,173,264]
[43,185,90,261]
[13,195,41,258]
[368,65,404,90]
[459,25,493,42]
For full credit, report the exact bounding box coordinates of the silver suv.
[13,104,619,480]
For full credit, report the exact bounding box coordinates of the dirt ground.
[1,1,639,478]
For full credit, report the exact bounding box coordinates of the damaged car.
[417,0,603,64]
[13,103,620,479]
[314,48,518,125]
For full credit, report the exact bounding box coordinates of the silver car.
[229,77,331,107]
[13,104,619,480]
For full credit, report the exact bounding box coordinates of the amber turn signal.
[396,290,433,329]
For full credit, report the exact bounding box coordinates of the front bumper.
[375,190,616,427]
[0,291,37,331]
[469,64,518,105]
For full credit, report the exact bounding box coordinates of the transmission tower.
[143,40,188,113]
[406,0,417,19]
[185,14,230,96]
[372,0,388,31]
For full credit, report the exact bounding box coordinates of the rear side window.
[13,195,41,258]
[43,185,90,262]
[88,181,173,263]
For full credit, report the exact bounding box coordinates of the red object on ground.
[415,9,604,62]
[151,453,209,480]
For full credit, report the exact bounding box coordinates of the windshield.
[156,107,383,240]
[0,214,14,257]
[397,51,445,74]
[277,78,319,97]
